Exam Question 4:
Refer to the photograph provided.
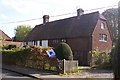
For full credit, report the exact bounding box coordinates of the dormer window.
[100,22,105,29]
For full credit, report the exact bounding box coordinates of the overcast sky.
[0,0,119,38]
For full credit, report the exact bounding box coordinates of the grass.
[59,71,80,76]
[85,75,96,78]
[78,66,90,70]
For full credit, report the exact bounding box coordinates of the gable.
[92,19,111,38]
[0,30,12,41]
[25,11,100,41]
[92,19,112,52]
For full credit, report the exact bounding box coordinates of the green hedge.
[1,46,58,72]
[55,42,73,60]
[2,47,31,65]
[90,50,111,68]
[2,44,16,50]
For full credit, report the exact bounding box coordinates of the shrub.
[2,44,16,50]
[55,42,73,60]
[2,47,31,65]
[111,44,120,79]
[8,45,16,49]
[2,46,59,72]
[91,50,111,68]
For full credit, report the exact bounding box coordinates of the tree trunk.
[114,2,120,79]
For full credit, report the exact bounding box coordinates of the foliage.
[2,47,31,65]
[2,46,58,71]
[102,8,118,44]
[2,46,77,74]
[55,42,73,60]
[90,50,111,68]
[112,43,120,79]
[2,44,16,50]
[13,25,32,41]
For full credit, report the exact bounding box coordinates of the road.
[1,64,114,80]
[2,69,36,80]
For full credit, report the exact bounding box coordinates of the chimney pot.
[77,8,84,18]
[43,15,49,24]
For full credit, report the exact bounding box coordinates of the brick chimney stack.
[77,8,84,18]
[43,15,49,24]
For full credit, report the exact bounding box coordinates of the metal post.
[63,59,65,74]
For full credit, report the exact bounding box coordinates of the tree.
[13,25,32,41]
[113,2,120,79]
[102,8,118,44]
[55,42,73,60]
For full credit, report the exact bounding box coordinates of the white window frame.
[42,40,48,48]
[100,22,105,30]
[61,39,66,42]
[99,34,107,42]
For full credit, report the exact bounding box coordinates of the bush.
[2,47,31,65]
[8,45,16,49]
[2,46,58,71]
[91,50,111,68]
[55,42,73,60]
[111,44,120,79]
[2,44,16,50]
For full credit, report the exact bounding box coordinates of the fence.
[58,59,78,73]
[25,59,78,74]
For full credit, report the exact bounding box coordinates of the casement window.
[39,41,42,46]
[28,42,33,46]
[53,40,59,43]
[34,41,37,46]
[100,22,105,30]
[99,34,107,42]
[36,41,42,46]
[61,39,66,42]
[42,40,48,48]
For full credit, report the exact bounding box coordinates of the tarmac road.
[2,69,37,80]
[2,64,114,80]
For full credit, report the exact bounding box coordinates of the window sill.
[99,40,107,42]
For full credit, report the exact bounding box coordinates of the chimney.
[43,15,49,24]
[77,8,84,18]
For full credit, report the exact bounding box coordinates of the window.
[53,40,59,43]
[39,41,42,46]
[34,41,37,46]
[99,34,107,42]
[100,22,105,29]
[42,40,48,48]
[61,39,66,42]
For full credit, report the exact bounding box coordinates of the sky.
[0,0,119,38]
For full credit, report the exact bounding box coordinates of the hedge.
[1,46,58,71]
[55,42,73,60]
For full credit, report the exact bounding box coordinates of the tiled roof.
[0,29,12,41]
[25,11,104,41]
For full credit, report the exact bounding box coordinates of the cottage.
[0,30,22,48]
[24,9,112,65]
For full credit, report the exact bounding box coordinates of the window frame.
[100,22,105,30]
[99,34,107,42]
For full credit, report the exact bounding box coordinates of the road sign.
[46,49,56,58]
